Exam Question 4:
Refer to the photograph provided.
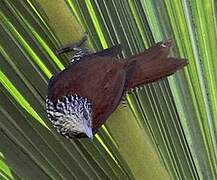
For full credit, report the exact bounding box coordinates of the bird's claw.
[56,32,89,55]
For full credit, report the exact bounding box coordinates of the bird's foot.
[56,32,89,55]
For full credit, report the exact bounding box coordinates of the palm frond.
[0,0,216,179]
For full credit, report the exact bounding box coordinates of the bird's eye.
[83,111,89,120]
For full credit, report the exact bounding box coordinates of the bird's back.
[48,56,129,132]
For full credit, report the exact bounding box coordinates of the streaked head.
[46,95,93,139]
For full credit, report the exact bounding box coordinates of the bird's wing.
[47,56,127,133]
[48,44,122,92]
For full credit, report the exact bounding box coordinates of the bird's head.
[46,95,93,139]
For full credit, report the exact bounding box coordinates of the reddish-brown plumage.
[126,41,187,88]
[48,56,129,133]
[47,40,187,136]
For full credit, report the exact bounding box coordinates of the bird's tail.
[125,40,188,90]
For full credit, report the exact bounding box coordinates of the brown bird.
[46,34,187,139]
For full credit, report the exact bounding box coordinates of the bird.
[46,33,187,139]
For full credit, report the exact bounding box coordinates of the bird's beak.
[83,122,93,139]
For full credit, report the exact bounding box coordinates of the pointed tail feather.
[125,41,188,89]
[127,39,173,63]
